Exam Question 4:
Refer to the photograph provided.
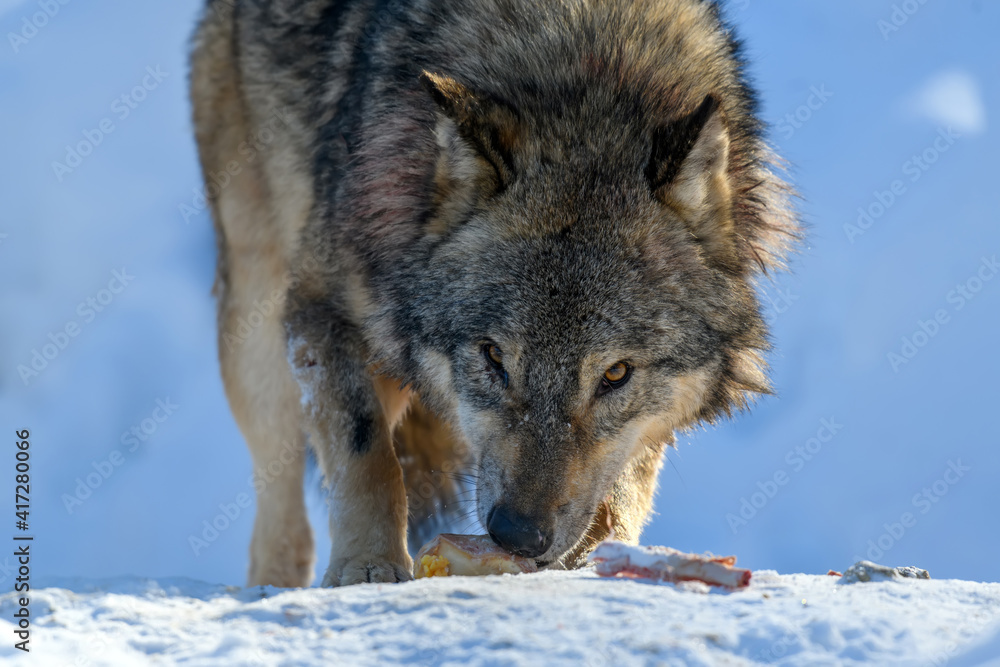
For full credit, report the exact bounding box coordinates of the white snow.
[4,568,999,666]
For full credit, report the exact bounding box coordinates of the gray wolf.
[189,0,798,587]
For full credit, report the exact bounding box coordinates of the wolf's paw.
[321,555,414,587]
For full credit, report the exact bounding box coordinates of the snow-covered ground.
[4,568,1000,666]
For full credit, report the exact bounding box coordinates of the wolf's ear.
[648,96,737,267]
[420,71,521,192]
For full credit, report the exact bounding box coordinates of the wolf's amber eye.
[604,363,628,383]
[483,343,508,388]
[597,362,631,397]
[486,344,504,366]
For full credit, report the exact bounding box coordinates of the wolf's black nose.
[487,505,553,559]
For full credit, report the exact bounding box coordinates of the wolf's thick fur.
[190,0,797,587]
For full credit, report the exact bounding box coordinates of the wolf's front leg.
[285,299,413,586]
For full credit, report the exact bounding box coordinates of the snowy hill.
[4,569,1000,666]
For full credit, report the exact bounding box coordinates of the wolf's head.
[390,42,796,565]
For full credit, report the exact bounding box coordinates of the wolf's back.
[196,0,795,274]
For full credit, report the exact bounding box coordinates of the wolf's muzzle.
[486,505,553,559]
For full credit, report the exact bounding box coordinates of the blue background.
[1,0,997,588]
